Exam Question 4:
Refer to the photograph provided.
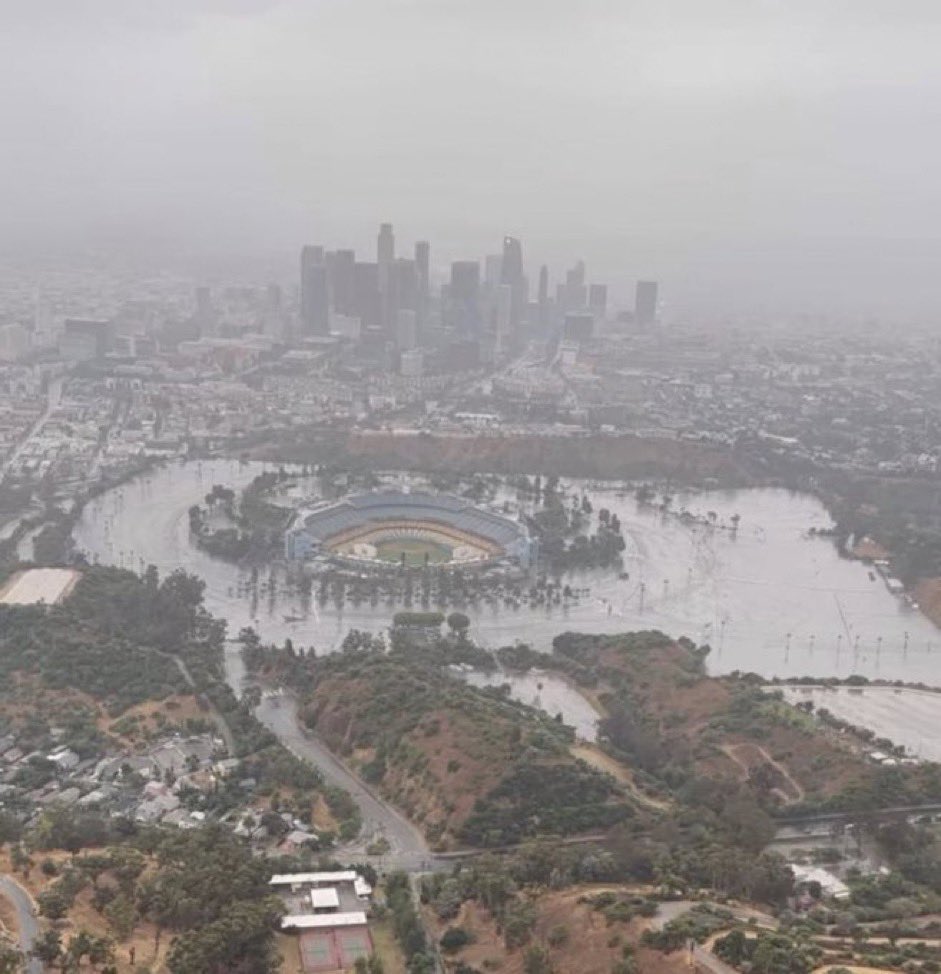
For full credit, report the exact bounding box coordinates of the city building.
[449,260,481,338]
[300,246,329,336]
[59,318,113,362]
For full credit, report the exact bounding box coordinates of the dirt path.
[720,742,805,804]
[571,743,671,811]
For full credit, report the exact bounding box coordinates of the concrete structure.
[285,490,534,568]
[0,568,81,606]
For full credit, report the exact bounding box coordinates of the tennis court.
[299,927,372,972]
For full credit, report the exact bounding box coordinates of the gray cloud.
[2,0,939,317]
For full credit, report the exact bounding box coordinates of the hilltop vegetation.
[246,632,634,849]
[0,567,218,714]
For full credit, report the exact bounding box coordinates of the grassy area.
[375,537,452,566]
[371,918,407,974]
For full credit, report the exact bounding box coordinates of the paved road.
[0,874,41,974]
[255,694,441,873]
[651,899,775,974]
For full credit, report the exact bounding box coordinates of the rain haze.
[3,0,941,316]
[7,2,941,966]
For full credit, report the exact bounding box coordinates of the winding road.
[254,693,440,873]
[0,874,41,974]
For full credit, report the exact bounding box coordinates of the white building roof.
[270,871,359,887]
[281,911,367,930]
[310,888,339,910]
[791,864,850,900]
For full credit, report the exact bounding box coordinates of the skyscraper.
[353,261,381,329]
[635,280,659,326]
[377,223,395,291]
[329,249,356,316]
[500,236,526,329]
[537,265,549,328]
[300,246,329,336]
[588,283,607,316]
[414,241,430,298]
[449,261,481,338]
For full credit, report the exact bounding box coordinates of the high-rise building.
[60,318,113,362]
[300,246,329,336]
[537,265,550,328]
[391,259,418,314]
[449,261,481,338]
[564,261,587,311]
[484,254,503,287]
[414,241,430,298]
[377,222,395,291]
[588,283,607,316]
[501,236,526,330]
[353,261,381,329]
[493,283,512,358]
[329,249,356,316]
[635,280,659,326]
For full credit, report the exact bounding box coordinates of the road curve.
[0,874,42,974]
[255,694,438,872]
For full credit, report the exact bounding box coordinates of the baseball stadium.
[285,490,534,569]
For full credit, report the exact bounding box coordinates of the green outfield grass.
[374,537,453,566]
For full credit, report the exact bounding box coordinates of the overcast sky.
[3,0,941,317]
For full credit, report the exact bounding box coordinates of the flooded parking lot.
[73,459,941,691]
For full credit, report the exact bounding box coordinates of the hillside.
[548,630,941,814]
[250,427,751,484]
[296,643,635,849]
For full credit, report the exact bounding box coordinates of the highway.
[255,693,442,873]
[0,874,41,974]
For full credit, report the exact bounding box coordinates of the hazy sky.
[3,0,941,317]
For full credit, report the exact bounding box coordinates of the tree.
[446,612,470,636]
[38,887,71,922]
[31,930,62,968]
[105,892,138,940]
[523,943,553,974]
[0,943,22,974]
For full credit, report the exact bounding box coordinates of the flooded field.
[73,459,941,689]
[777,685,941,762]
[460,668,601,742]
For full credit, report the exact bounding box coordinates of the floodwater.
[73,460,941,693]
[460,668,601,742]
[776,685,941,762]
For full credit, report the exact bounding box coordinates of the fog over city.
[4,0,941,315]
[5,5,941,974]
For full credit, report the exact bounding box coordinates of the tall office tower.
[500,236,526,327]
[353,261,381,329]
[414,241,430,298]
[391,259,418,314]
[565,262,587,310]
[449,260,481,338]
[635,280,659,326]
[588,283,608,316]
[300,246,330,335]
[493,283,512,357]
[537,265,550,328]
[377,222,395,292]
[484,254,503,287]
[329,249,356,315]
